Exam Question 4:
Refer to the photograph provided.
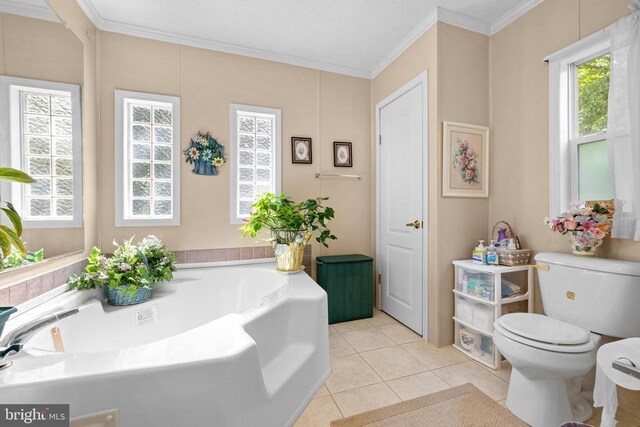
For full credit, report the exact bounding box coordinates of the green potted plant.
[69,235,177,305]
[240,193,336,272]
[0,167,35,268]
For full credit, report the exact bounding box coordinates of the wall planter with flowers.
[183,131,226,176]
[240,193,336,272]
[544,202,613,256]
[69,236,177,306]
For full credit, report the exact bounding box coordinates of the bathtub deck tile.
[213,249,228,262]
[252,246,266,259]
[199,250,215,262]
[185,250,201,263]
[26,277,43,300]
[174,250,186,264]
[9,282,27,306]
[0,287,9,306]
[41,272,56,292]
[227,248,241,260]
[239,247,253,260]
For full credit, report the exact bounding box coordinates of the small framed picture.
[291,137,312,164]
[333,142,352,167]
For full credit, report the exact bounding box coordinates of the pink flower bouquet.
[544,202,613,256]
[453,138,479,185]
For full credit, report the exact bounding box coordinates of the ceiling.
[1,0,543,78]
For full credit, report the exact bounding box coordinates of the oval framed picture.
[333,141,352,167]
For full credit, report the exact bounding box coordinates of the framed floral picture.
[291,137,312,164]
[334,141,352,167]
[442,121,489,198]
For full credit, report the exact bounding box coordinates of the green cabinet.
[316,254,373,324]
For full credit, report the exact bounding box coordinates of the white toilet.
[493,252,640,427]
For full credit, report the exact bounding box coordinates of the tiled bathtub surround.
[0,259,87,307]
[174,245,312,269]
[0,245,312,308]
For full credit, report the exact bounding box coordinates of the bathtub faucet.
[0,307,79,369]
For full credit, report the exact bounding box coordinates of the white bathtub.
[0,262,330,426]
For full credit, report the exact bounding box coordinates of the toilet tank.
[535,252,640,338]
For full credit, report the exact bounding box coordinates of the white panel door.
[378,81,424,334]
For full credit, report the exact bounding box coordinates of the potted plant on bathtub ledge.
[68,236,177,306]
[240,193,336,273]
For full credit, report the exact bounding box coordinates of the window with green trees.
[571,52,613,202]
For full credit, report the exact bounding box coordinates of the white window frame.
[0,76,83,228]
[547,31,611,217]
[115,90,181,227]
[229,103,282,224]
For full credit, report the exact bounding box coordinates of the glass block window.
[115,91,180,226]
[1,78,82,228]
[230,104,281,224]
[22,90,75,219]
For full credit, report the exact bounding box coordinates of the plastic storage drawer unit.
[316,255,373,324]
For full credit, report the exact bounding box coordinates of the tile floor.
[294,309,640,427]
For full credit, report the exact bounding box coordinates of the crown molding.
[0,0,59,22]
[369,8,438,78]
[370,7,491,78]
[75,0,370,78]
[74,0,544,80]
[490,0,544,34]
[435,7,491,36]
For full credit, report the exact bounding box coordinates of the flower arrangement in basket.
[492,221,533,266]
[68,235,177,305]
[183,131,226,176]
[544,201,613,256]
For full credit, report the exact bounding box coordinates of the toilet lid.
[497,313,590,345]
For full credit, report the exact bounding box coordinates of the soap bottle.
[487,240,499,266]
[472,240,487,264]
[507,238,517,250]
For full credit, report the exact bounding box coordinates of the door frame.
[375,72,429,340]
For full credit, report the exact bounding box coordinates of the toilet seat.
[495,313,597,354]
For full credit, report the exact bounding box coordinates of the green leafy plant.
[2,247,44,269]
[69,236,177,297]
[240,193,336,247]
[0,167,35,263]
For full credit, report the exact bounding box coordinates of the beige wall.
[98,32,372,273]
[0,12,84,257]
[490,0,638,312]
[436,24,490,344]
[372,24,490,345]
